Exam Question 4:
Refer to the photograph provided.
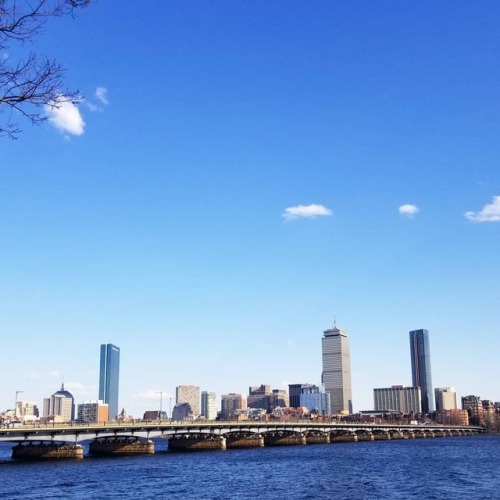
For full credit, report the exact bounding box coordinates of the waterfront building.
[143,410,167,420]
[221,393,246,420]
[201,391,217,420]
[435,409,469,426]
[172,402,193,421]
[247,385,271,411]
[176,385,200,416]
[321,321,353,414]
[299,385,331,415]
[269,389,289,412]
[288,384,315,408]
[373,386,422,414]
[77,400,109,423]
[435,387,457,411]
[99,343,120,420]
[409,329,434,413]
[42,383,75,423]
[15,401,39,421]
[461,395,484,426]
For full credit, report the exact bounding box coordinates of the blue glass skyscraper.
[409,329,434,413]
[99,344,120,420]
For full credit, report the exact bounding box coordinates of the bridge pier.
[356,432,374,442]
[264,432,306,446]
[89,437,154,456]
[226,434,265,449]
[331,432,358,443]
[373,432,391,441]
[168,435,226,451]
[12,442,84,460]
[306,432,330,444]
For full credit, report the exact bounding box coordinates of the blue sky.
[1,1,499,416]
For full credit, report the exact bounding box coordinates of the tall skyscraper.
[321,322,352,414]
[99,343,120,420]
[409,329,434,413]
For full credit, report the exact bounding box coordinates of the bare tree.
[0,0,90,138]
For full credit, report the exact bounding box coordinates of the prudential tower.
[322,321,353,415]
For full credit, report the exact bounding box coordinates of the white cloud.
[95,86,109,105]
[45,96,85,135]
[465,196,500,222]
[134,390,171,400]
[283,204,332,220]
[399,204,419,217]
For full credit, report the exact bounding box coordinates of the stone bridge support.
[306,432,330,444]
[89,437,154,456]
[12,442,84,460]
[225,434,264,449]
[373,432,391,441]
[264,432,306,446]
[168,435,226,451]
[331,432,358,443]
[356,432,374,442]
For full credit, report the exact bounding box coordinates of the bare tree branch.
[0,0,90,138]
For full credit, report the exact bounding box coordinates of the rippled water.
[0,435,499,499]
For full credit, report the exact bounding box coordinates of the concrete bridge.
[0,421,484,460]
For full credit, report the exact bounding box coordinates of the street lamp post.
[156,391,163,421]
[14,390,23,419]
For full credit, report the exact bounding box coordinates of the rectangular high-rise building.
[201,391,217,420]
[409,329,434,413]
[176,385,200,416]
[322,322,352,414]
[99,343,120,420]
[374,386,422,414]
[435,387,457,411]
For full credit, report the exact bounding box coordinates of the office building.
[201,391,217,420]
[247,385,271,411]
[42,383,75,423]
[269,389,289,411]
[172,402,193,421]
[77,400,109,423]
[299,385,331,415]
[220,393,246,420]
[99,343,120,420]
[176,385,200,416]
[435,387,457,411]
[288,384,314,408]
[15,401,39,420]
[462,395,484,426]
[409,329,434,413]
[374,386,422,414]
[322,322,352,414]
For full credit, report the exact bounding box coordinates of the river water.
[0,435,498,499]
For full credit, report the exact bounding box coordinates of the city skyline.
[1,2,500,416]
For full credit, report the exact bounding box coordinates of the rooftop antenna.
[333,314,337,327]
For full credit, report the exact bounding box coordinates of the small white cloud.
[95,86,109,105]
[49,371,60,377]
[46,96,85,135]
[283,204,332,220]
[135,390,170,400]
[399,204,419,217]
[465,196,500,222]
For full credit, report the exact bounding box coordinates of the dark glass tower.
[99,344,120,420]
[409,329,434,413]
